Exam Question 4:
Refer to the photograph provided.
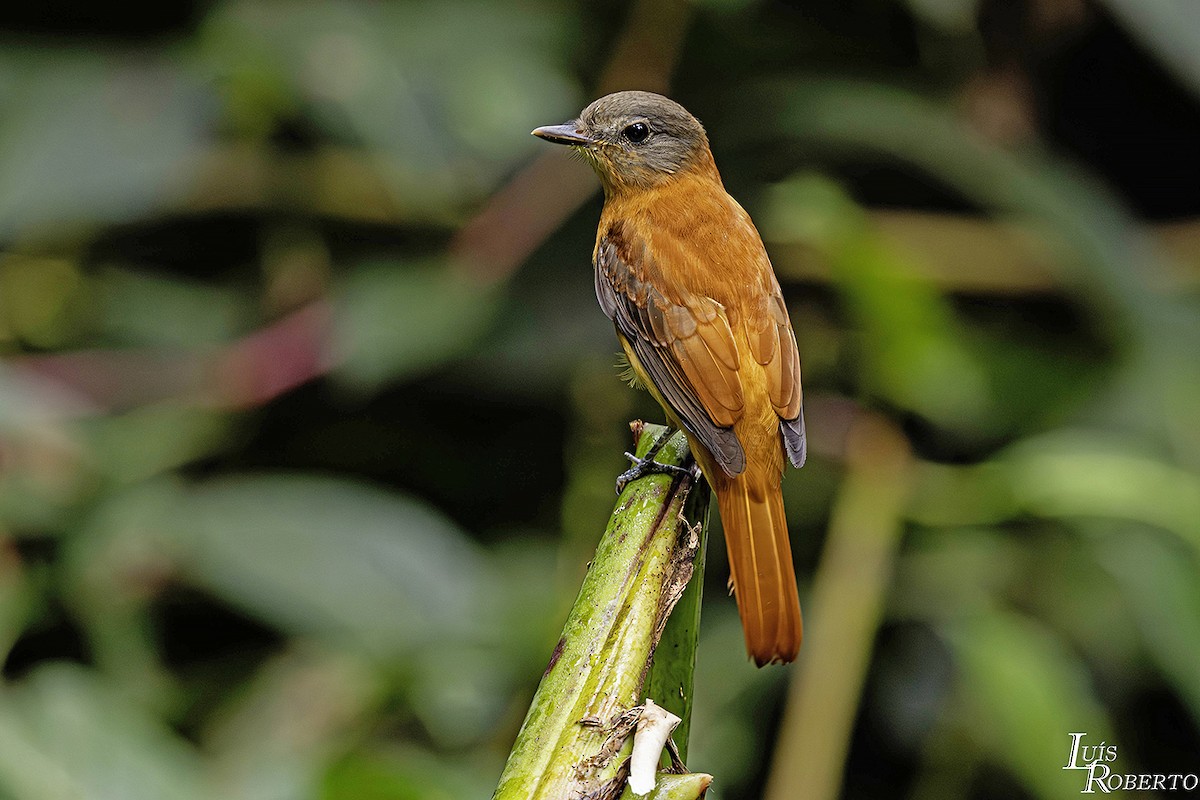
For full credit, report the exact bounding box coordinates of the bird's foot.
[615,430,696,494]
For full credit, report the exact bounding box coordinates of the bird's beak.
[531,122,593,146]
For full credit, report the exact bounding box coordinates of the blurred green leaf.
[946,612,1111,800]
[0,366,87,430]
[167,474,496,657]
[81,405,232,484]
[1003,430,1200,555]
[409,644,520,749]
[322,745,496,800]
[0,254,86,348]
[0,370,89,530]
[334,260,500,390]
[1101,0,1200,101]
[688,607,784,791]
[1095,528,1200,729]
[0,664,210,800]
[205,647,377,800]
[96,268,255,348]
[198,0,579,214]
[62,480,188,708]
[893,528,1021,623]
[0,542,30,665]
[903,0,980,33]
[763,173,992,430]
[0,50,211,237]
[907,461,1014,528]
[1019,531,1142,692]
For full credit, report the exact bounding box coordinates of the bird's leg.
[615,428,695,494]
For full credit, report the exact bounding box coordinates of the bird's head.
[532,91,714,193]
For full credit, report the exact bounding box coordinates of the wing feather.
[595,226,746,476]
[746,276,806,468]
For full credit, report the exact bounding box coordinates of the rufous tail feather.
[716,468,803,665]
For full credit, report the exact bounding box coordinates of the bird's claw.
[615,451,694,494]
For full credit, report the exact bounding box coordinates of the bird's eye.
[623,122,650,144]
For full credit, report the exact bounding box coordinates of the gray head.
[532,91,713,191]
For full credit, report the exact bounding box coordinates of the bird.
[532,91,806,666]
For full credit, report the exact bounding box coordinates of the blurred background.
[1,0,1198,798]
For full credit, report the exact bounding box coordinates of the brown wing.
[595,226,747,476]
[747,272,806,468]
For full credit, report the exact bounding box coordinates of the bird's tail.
[715,467,802,665]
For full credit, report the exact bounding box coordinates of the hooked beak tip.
[532,122,593,146]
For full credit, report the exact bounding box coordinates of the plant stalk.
[493,423,711,799]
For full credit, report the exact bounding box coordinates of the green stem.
[764,414,913,800]
[493,424,711,800]
[619,773,714,799]
[644,478,708,761]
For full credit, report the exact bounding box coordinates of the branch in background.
[764,410,914,800]
[450,0,692,284]
[6,302,334,416]
[775,210,1200,294]
[176,146,1200,293]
